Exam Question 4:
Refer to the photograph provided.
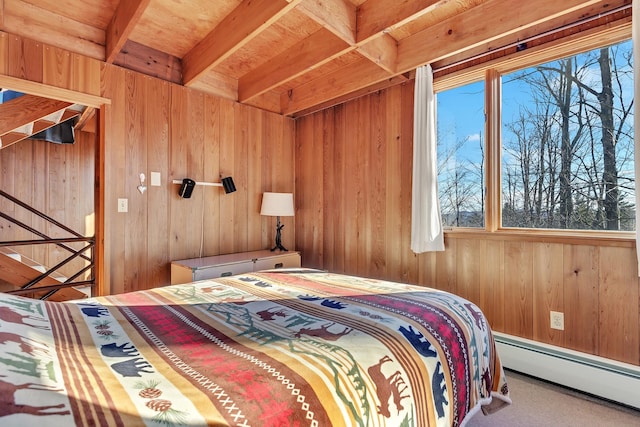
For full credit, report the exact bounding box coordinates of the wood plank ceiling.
[0,0,631,117]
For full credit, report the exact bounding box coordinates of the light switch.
[117,198,128,213]
[151,171,161,186]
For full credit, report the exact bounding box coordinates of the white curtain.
[411,64,445,253]
[634,0,640,273]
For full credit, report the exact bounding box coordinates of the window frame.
[433,18,635,247]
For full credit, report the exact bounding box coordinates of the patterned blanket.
[0,269,510,426]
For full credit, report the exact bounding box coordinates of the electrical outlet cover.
[550,311,564,330]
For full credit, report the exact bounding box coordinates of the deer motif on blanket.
[0,333,49,357]
[0,307,48,330]
[294,322,352,341]
[257,307,288,321]
[367,355,410,418]
[0,375,70,418]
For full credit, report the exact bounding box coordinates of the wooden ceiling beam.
[290,74,409,118]
[239,0,402,102]
[238,29,349,102]
[283,0,604,115]
[356,0,449,43]
[396,0,602,71]
[182,0,303,86]
[105,0,152,63]
[297,0,357,44]
[113,39,183,85]
[356,34,398,74]
[281,56,407,115]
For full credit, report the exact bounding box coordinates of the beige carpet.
[468,370,640,426]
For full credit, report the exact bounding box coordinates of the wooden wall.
[101,65,295,294]
[0,32,296,295]
[294,81,640,367]
[1,30,638,369]
[0,130,95,277]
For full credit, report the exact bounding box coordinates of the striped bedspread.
[0,269,510,426]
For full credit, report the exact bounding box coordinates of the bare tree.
[502,40,634,230]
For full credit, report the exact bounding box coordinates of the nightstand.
[170,250,301,285]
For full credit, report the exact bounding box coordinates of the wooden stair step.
[0,251,87,301]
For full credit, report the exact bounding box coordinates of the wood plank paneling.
[7,34,42,81]
[169,84,189,262]
[13,133,33,257]
[564,244,599,354]
[478,239,505,331]
[185,89,205,259]
[399,83,417,284]
[247,107,262,251]
[344,99,360,273]
[232,104,249,253]
[532,242,564,345]
[47,143,66,267]
[294,82,640,367]
[331,106,346,273]
[124,70,147,294]
[202,94,221,256]
[0,33,7,75]
[598,246,639,364]
[2,31,638,371]
[102,64,127,295]
[367,91,387,279]
[321,109,335,272]
[0,132,95,278]
[384,85,404,284]
[42,45,71,89]
[145,77,170,289]
[456,238,481,304]
[217,98,236,255]
[1,32,295,298]
[294,111,321,268]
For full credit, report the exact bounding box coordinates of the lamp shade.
[260,192,294,217]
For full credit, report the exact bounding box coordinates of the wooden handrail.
[0,190,95,299]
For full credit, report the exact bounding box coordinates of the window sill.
[442,227,635,247]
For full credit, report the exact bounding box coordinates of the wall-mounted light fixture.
[260,192,294,251]
[172,177,236,198]
[137,173,147,194]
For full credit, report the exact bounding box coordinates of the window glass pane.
[437,81,485,228]
[501,40,634,230]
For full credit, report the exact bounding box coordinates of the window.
[501,40,634,231]
[437,81,485,228]
[436,37,634,233]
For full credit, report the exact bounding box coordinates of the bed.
[0,268,510,426]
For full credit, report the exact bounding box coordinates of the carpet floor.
[468,370,640,426]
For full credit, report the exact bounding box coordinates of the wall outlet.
[550,311,564,330]
[117,198,128,213]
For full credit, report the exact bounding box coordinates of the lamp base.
[271,216,288,252]
[270,243,288,252]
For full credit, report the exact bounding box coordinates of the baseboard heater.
[494,332,640,410]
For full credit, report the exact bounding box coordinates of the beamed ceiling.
[0,0,632,117]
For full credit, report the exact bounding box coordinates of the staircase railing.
[0,189,94,299]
